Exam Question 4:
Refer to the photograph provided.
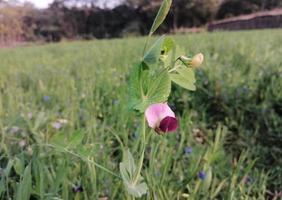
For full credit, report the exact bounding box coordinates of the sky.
[19,0,121,8]
[20,0,54,8]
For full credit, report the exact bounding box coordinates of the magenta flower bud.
[145,103,178,134]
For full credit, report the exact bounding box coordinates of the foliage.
[216,0,282,19]
[0,3,32,45]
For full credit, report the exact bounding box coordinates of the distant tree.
[172,0,220,28]
[216,0,282,19]
[217,0,259,19]
[0,3,30,45]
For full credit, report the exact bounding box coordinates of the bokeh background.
[1,0,282,44]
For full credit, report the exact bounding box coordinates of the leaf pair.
[129,36,173,113]
[129,36,197,112]
[129,62,171,112]
[119,149,148,197]
[160,38,196,91]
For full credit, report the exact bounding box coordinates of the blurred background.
[0,0,282,45]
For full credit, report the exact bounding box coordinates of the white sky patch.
[19,0,54,8]
[18,0,121,8]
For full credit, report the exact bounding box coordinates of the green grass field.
[0,29,281,199]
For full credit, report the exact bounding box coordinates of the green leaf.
[16,164,32,200]
[50,130,84,149]
[202,167,212,192]
[160,37,175,68]
[128,63,143,110]
[143,36,165,67]
[119,149,148,198]
[123,181,148,198]
[51,162,68,193]
[32,160,44,200]
[13,157,24,175]
[76,144,92,158]
[67,130,84,148]
[33,111,48,131]
[120,149,136,181]
[123,149,136,179]
[146,69,171,103]
[150,0,172,35]
[211,179,227,199]
[135,69,171,112]
[0,160,14,197]
[162,37,175,53]
[50,132,66,146]
[120,162,130,182]
[129,62,171,112]
[170,66,196,91]
[162,44,185,69]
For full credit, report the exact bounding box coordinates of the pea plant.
[119,0,204,197]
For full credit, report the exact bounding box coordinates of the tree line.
[0,0,281,44]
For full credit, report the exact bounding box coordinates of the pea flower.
[145,103,178,134]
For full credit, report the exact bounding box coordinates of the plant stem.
[142,36,150,57]
[133,115,146,184]
[168,64,182,73]
[44,144,121,179]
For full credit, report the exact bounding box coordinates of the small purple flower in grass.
[198,171,206,180]
[51,122,62,130]
[10,126,20,134]
[112,99,119,105]
[145,103,178,134]
[19,140,27,147]
[43,95,50,102]
[27,112,33,119]
[184,147,192,154]
[243,175,252,185]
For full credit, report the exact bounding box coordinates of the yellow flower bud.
[191,53,204,68]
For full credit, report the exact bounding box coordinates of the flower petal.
[145,103,175,128]
[191,53,204,68]
[159,116,178,133]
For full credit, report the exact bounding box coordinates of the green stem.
[44,144,121,179]
[168,58,182,73]
[142,36,150,57]
[168,64,182,73]
[133,115,146,184]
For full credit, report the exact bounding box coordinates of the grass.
[0,29,281,199]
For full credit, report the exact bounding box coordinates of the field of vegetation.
[0,29,281,199]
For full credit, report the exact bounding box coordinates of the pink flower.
[145,103,178,134]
